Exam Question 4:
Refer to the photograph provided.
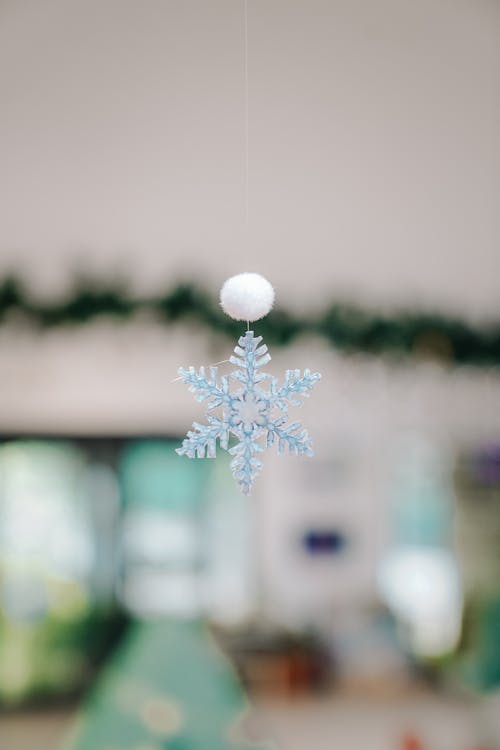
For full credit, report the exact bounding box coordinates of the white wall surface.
[0,0,499,315]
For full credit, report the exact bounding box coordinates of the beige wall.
[0,0,499,316]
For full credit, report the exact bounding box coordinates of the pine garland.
[0,276,499,367]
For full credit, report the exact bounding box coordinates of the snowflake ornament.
[176,273,321,494]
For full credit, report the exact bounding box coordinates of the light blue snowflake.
[176,330,321,494]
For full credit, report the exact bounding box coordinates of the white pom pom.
[220,273,275,322]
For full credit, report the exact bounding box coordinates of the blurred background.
[0,1,500,748]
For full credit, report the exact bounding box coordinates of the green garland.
[0,275,499,367]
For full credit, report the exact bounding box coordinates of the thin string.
[244,1,251,337]
[243,0,249,230]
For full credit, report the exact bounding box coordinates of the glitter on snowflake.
[176,330,321,494]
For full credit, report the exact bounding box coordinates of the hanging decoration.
[176,273,321,494]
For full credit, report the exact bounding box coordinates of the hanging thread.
[243,0,249,230]
[171,359,231,383]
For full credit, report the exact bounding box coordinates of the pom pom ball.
[220,272,275,322]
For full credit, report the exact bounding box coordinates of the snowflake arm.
[266,417,314,457]
[176,415,229,459]
[277,369,322,406]
[230,332,271,389]
[177,365,230,409]
[229,432,264,495]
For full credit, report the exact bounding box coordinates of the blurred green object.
[118,441,211,618]
[0,608,124,706]
[120,440,209,512]
[452,448,500,691]
[0,440,124,706]
[64,619,272,750]
[460,597,500,692]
